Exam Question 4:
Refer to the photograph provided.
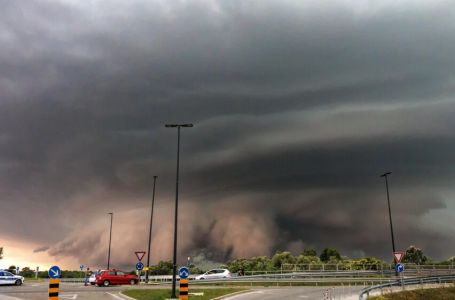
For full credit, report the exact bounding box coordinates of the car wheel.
[103,280,110,287]
[129,279,136,285]
[15,280,22,286]
[90,282,95,285]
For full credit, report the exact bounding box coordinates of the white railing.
[359,275,455,299]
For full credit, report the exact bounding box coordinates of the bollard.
[179,279,189,300]
[48,278,60,300]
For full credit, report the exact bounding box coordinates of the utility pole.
[146,176,158,283]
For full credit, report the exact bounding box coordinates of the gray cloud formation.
[33,246,50,253]
[1,0,455,268]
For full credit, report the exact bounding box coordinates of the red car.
[95,270,138,287]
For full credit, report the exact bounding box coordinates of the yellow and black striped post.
[48,278,60,300]
[179,279,189,300]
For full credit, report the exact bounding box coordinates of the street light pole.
[107,212,113,270]
[146,175,158,283]
[380,172,397,274]
[165,123,193,299]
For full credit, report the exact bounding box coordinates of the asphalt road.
[223,287,362,300]
[1,282,363,300]
[0,282,134,300]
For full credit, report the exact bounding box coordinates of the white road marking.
[223,290,266,299]
[60,294,78,299]
[106,292,128,300]
[0,295,25,300]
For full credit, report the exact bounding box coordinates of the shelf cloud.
[1,0,454,269]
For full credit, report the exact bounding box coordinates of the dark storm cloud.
[1,0,455,267]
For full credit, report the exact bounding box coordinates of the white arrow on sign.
[60,294,78,299]
[51,269,60,277]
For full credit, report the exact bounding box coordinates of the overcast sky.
[1,0,455,270]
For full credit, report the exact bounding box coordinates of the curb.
[119,291,138,300]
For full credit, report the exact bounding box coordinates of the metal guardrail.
[139,268,454,283]
[358,275,455,299]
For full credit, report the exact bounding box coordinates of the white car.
[89,273,97,285]
[195,269,231,280]
[0,270,24,286]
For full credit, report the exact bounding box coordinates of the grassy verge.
[370,286,455,299]
[123,288,247,300]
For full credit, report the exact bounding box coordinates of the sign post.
[48,266,61,300]
[179,267,190,300]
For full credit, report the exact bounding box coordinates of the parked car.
[195,269,232,280]
[95,270,138,287]
[0,270,24,286]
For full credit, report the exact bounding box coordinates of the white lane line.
[60,294,78,299]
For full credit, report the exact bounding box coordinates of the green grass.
[369,286,455,299]
[123,288,247,300]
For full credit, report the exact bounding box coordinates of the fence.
[358,275,455,299]
[279,263,455,273]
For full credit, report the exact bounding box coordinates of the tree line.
[5,245,455,278]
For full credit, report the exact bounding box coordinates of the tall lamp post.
[380,172,397,274]
[107,212,113,270]
[165,123,193,299]
[145,175,158,283]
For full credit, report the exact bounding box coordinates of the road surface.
[0,282,133,300]
[223,287,362,300]
[1,282,362,300]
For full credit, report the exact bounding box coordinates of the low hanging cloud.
[33,246,50,253]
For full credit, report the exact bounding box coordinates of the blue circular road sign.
[179,266,189,279]
[395,263,404,273]
[136,262,144,271]
[49,266,61,279]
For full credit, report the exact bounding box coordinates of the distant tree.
[319,248,341,263]
[149,260,173,275]
[189,264,203,275]
[8,265,16,274]
[302,248,317,257]
[349,257,384,270]
[271,251,296,269]
[402,245,428,265]
[226,256,272,273]
[296,254,321,265]
[20,267,35,278]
